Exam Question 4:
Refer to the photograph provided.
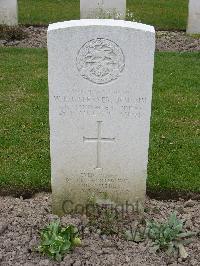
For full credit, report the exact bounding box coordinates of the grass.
[0,48,199,196]
[0,48,49,195]
[149,52,200,194]
[127,0,188,30]
[18,0,80,26]
[18,0,188,30]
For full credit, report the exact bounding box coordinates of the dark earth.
[0,193,199,265]
[0,26,200,51]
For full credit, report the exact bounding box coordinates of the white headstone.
[80,0,126,19]
[0,0,18,26]
[48,20,155,215]
[187,0,200,34]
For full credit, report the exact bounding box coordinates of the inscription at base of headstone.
[48,20,155,215]
[80,0,126,19]
[187,0,200,34]
[0,0,18,26]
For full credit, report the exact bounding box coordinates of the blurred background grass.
[18,0,188,30]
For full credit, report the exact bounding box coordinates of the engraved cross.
[83,121,115,169]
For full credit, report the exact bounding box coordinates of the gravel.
[0,26,47,49]
[0,193,199,265]
[0,26,200,51]
[156,31,200,52]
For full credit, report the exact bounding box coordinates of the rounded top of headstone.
[48,19,155,33]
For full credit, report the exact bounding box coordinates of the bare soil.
[0,193,199,266]
[0,26,200,51]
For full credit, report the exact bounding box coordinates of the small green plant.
[190,34,200,39]
[125,212,196,258]
[37,221,81,261]
[146,212,196,258]
[125,224,147,243]
[126,9,141,22]
[87,206,118,235]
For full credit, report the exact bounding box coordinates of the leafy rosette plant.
[146,212,196,258]
[125,212,197,258]
[37,221,81,261]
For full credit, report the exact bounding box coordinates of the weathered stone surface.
[80,0,126,19]
[0,0,18,26]
[48,20,155,215]
[187,0,200,34]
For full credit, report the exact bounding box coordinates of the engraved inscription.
[76,38,125,84]
[0,9,9,22]
[83,121,115,169]
[53,89,148,118]
[66,173,131,193]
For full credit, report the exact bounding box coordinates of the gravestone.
[48,20,155,215]
[0,0,18,26]
[187,0,200,34]
[80,0,126,19]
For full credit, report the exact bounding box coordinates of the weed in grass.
[126,9,141,23]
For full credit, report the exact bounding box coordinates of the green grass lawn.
[18,0,188,30]
[0,48,199,197]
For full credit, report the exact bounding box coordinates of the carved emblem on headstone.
[76,38,125,84]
